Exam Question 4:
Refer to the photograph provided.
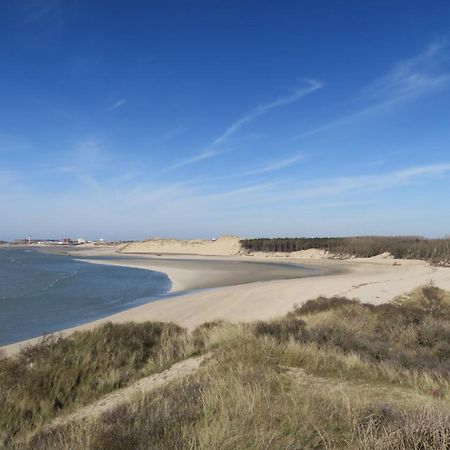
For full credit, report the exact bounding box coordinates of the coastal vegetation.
[0,322,192,448]
[3,286,450,449]
[241,236,450,263]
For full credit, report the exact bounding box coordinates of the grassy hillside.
[0,322,192,448]
[3,286,450,449]
[240,236,450,263]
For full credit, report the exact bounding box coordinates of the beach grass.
[0,321,193,448]
[3,285,450,449]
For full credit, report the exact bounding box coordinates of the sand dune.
[121,235,242,256]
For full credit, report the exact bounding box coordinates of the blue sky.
[1,1,450,240]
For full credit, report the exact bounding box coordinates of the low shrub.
[255,286,450,375]
[254,317,308,342]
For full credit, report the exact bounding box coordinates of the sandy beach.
[2,245,450,356]
[70,249,327,292]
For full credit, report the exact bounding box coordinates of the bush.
[254,286,450,374]
[291,296,360,316]
[254,317,308,342]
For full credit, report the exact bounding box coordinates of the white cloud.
[191,162,450,205]
[198,152,306,181]
[242,153,305,176]
[211,79,323,148]
[362,42,449,100]
[283,163,450,200]
[159,125,190,142]
[2,160,450,240]
[166,79,323,170]
[57,166,101,190]
[108,99,127,111]
[165,149,223,170]
[295,42,450,139]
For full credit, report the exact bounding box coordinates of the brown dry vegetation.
[0,322,192,448]
[241,236,450,263]
[3,286,450,449]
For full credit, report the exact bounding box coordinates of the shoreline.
[72,249,331,293]
[0,248,328,354]
[2,248,450,356]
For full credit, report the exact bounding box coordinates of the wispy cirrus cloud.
[160,161,450,211]
[108,99,127,111]
[166,79,323,170]
[295,42,450,139]
[57,166,101,190]
[52,139,116,191]
[3,158,449,240]
[291,162,450,199]
[159,125,190,142]
[362,42,449,100]
[196,162,450,205]
[204,152,306,181]
[243,153,305,176]
[211,79,323,148]
[202,181,281,201]
[71,139,109,166]
[164,149,223,171]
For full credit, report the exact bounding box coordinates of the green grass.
[3,286,450,449]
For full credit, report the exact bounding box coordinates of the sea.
[0,247,171,346]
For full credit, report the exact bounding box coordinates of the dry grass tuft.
[0,321,190,448]
[3,285,450,449]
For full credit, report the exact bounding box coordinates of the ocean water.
[0,248,171,346]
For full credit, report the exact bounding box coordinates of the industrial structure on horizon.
[14,236,88,246]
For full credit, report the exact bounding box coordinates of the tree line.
[240,236,450,262]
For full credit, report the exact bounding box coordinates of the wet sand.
[2,247,450,355]
[74,249,328,291]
